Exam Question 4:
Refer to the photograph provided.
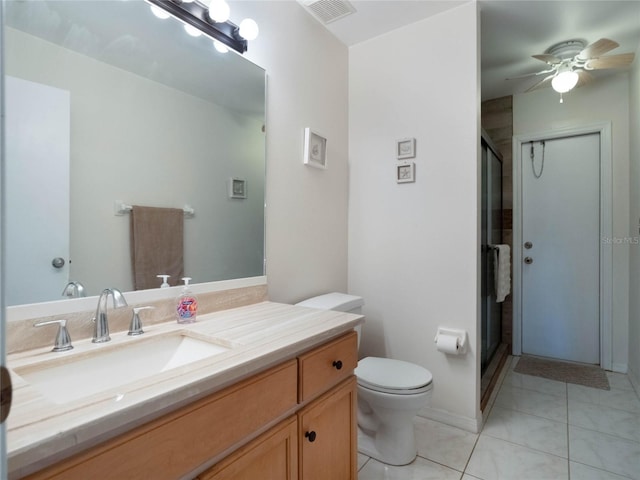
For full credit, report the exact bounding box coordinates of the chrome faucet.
[62,281,86,298]
[92,288,128,343]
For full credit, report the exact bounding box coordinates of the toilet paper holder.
[434,327,468,355]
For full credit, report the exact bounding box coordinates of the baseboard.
[417,406,481,434]
[611,363,628,374]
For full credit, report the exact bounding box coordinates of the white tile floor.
[357,357,640,480]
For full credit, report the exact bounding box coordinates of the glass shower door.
[481,139,503,373]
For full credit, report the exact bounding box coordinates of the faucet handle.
[34,319,73,352]
[128,307,153,336]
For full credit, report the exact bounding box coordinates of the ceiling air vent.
[300,0,356,25]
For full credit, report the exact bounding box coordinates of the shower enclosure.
[481,131,503,373]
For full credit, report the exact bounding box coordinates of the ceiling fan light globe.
[552,70,579,93]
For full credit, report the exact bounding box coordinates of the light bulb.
[551,70,579,93]
[150,5,170,19]
[184,24,202,37]
[213,40,229,53]
[239,18,259,40]
[208,0,230,23]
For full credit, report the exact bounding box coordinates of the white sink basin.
[15,333,232,404]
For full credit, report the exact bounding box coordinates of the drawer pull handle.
[305,430,317,442]
[332,360,343,370]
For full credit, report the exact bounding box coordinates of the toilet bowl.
[295,292,433,466]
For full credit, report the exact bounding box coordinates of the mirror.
[3,0,266,306]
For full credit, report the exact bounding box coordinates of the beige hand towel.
[130,206,184,290]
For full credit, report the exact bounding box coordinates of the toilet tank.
[295,292,364,314]
[295,293,364,346]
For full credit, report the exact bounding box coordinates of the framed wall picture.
[228,177,247,199]
[396,137,416,159]
[303,128,327,169]
[396,162,415,183]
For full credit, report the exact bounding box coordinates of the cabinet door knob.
[332,360,343,370]
[305,430,317,442]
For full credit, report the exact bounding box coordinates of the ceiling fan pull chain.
[530,141,545,179]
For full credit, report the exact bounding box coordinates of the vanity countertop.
[6,301,363,478]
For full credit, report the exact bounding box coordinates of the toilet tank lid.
[295,292,364,312]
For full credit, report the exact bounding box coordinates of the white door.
[521,133,600,364]
[5,76,70,306]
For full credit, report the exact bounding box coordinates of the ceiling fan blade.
[506,67,555,80]
[575,70,594,88]
[578,38,619,59]
[584,53,635,70]
[525,74,555,92]
[532,54,561,65]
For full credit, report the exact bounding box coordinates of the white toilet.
[296,292,433,466]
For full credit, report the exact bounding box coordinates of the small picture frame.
[396,162,415,183]
[303,128,327,169]
[228,177,247,199]
[396,137,416,159]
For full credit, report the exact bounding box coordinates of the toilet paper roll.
[436,334,459,354]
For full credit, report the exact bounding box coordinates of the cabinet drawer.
[25,360,298,480]
[298,332,357,403]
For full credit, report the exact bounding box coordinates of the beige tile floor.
[357,357,640,480]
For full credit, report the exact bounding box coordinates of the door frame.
[512,122,612,369]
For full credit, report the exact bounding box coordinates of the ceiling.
[299,0,640,101]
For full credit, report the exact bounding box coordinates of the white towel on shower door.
[493,244,511,303]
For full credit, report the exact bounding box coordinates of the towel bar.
[114,201,195,218]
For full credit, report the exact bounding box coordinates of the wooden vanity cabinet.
[195,417,298,480]
[199,332,358,480]
[23,331,358,480]
[298,377,357,480]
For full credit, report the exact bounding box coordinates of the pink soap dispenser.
[176,277,197,324]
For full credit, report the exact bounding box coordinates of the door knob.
[524,241,533,249]
[524,257,533,264]
[51,257,65,269]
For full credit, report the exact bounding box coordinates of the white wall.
[514,74,631,372]
[349,3,481,430]
[233,1,350,304]
[629,47,640,386]
[6,27,265,295]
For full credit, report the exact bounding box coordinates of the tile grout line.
[460,433,481,478]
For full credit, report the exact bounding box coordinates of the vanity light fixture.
[150,4,171,19]
[238,18,259,41]
[184,24,203,37]
[208,0,231,23]
[146,0,258,54]
[213,39,229,53]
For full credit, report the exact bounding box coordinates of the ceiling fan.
[511,38,635,102]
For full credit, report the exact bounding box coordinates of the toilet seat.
[356,357,433,395]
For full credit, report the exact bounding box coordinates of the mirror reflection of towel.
[130,206,184,290]
[493,244,511,303]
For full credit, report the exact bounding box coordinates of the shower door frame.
[512,122,613,370]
